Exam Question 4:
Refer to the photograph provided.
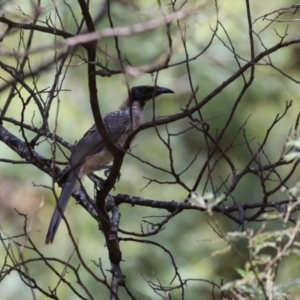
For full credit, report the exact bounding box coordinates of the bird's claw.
[104,167,121,182]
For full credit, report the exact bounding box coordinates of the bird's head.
[130,85,174,105]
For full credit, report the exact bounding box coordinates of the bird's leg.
[89,173,105,189]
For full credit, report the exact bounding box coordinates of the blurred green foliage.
[1,0,300,299]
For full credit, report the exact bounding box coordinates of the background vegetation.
[1,0,300,299]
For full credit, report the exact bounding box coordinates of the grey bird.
[45,85,174,244]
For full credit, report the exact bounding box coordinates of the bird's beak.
[155,86,175,95]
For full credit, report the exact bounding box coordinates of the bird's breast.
[79,150,114,177]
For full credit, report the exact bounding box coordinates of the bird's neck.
[120,99,144,126]
[119,99,145,113]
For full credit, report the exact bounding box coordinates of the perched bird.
[45,85,174,244]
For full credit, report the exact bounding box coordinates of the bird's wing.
[59,111,130,180]
[104,110,131,139]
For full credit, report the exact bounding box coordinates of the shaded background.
[1,0,300,299]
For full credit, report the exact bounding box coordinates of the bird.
[45,85,174,244]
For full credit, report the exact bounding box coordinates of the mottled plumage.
[45,85,174,244]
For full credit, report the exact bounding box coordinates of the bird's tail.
[45,172,78,244]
